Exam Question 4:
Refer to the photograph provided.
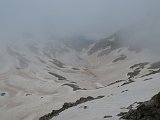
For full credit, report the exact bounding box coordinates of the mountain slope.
[0,32,160,120]
[49,73,160,120]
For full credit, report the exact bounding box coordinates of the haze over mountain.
[1,0,159,40]
[0,1,160,120]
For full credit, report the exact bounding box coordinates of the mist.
[117,1,160,53]
[0,0,160,46]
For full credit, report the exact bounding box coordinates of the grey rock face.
[119,92,160,120]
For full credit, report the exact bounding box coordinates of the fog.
[0,0,160,45]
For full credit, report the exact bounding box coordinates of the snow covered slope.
[50,74,160,120]
[0,33,160,120]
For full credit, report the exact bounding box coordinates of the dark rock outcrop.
[0,93,6,96]
[141,69,160,78]
[119,92,160,120]
[127,70,141,79]
[39,96,104,120]
[107,80,125,86]
[62,83,85,91]
[48,72,67,80]
[88,34,121,55]
[104,115,112,118]
[148,61,160,69]
[130,62,149,69]
[50,59,65,68]
[121,80,134,86]
[72,67,80,70]
[128,62,149,80]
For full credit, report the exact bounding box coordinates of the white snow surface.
[52,74,160,120]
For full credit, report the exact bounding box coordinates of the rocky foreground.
[119,92,160,120]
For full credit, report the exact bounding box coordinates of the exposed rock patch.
[113,54,127,63]
[144,78,152,81]
[130,62,149,69]
[118,92,160,120]
[62,83,85,91]
[141,69,160,78]
[107,80,125,86]
[121,90,129,93]
[79,105,88,109]
[50,59,65,68]
[39,96,104,120]
[25,93,32,96]
[127,62,149,80]
[120,102,142,110]
[0,92,6,96]
[72,67,80,70]
[127,70,141,79]
[148,61,160,69]
[88,34,121,55]
[48,72,67,80]
[121,80,134,86]
[104,115,112,118]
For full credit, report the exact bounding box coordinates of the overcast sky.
[0,0,159,41]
